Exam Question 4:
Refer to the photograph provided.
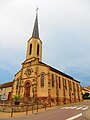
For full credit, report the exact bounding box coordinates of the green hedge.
[83,95,90,99]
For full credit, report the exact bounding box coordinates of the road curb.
[83,109,90,120]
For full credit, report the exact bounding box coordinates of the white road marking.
[82,106,88,111]
[65,113,82,120]
[71,106,77,109]
[61,106,73,109]
[61,105,89,111]
[76,107,83,110]
[65,106,73,109]
[61,107,67,109]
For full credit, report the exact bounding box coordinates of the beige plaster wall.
[0,86,12,100]
[37,65,48,97]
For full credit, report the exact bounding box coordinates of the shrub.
[83,93,90,99]
[13,95,21,102]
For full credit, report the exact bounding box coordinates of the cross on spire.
[36,7,39,14]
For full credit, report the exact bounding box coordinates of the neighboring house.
[86,86,90,91]
[82,87,90,95]
[12,12,82,105]
[0,81,13,100]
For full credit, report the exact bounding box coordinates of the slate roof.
[39,61,80,83]
[32,13,39,39]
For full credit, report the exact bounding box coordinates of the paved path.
[0,100,90,120]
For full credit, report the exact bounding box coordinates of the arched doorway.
[24,82,30,98]
[8,92,12,100]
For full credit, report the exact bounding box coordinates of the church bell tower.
[26,10,42,61]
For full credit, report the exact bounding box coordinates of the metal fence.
[0,101,47,117]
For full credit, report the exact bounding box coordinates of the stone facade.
[12,59,82,105]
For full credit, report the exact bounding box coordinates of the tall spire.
[32,8,39,39]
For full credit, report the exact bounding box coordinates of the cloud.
[0,0,90,86]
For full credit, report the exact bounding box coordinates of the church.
[11,11,82,105]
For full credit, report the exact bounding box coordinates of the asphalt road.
[0,100,90,120]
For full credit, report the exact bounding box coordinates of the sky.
[0,0,90,86]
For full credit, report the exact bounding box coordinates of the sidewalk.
[0,111,26,118]
[0,106,57,119]
[83,109,90,120]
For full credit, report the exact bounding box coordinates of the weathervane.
[36,7,39,14]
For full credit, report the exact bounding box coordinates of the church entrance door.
[24,82,30,98]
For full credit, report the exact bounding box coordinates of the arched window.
[68,81,72,90]
[29,44,32,55]
[41,73,44,87]
[37,44,39,55]
[16,79,19,90]
[65,79,67,89]
[52,74,54,87]
[58,76,61,88]
[63,78,67,89]
[77,84,79,91]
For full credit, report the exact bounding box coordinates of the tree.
[83,93,90,99]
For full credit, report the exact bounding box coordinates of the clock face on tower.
[24,67,33,77]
